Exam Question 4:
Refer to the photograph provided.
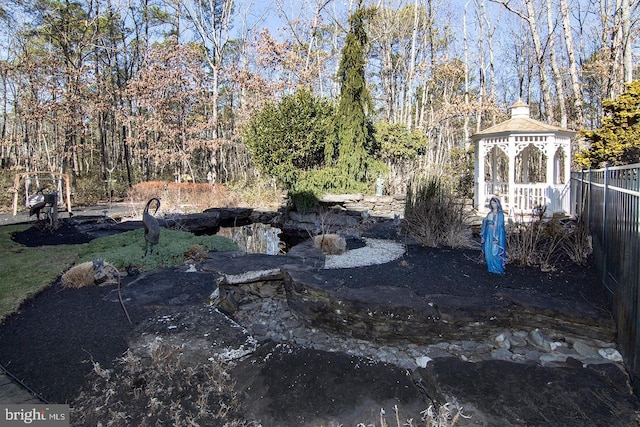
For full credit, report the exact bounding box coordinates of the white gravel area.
[324,238,405,269]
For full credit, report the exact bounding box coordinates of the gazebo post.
[491,147,498,198]
[545,138,555,213]
[507,136,516,215]
[475,141,486,211]
[563,145,571,212]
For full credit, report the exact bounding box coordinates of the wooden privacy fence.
[571,164,640,393]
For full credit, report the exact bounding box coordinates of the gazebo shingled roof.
[474,117,572,135]
[473,99,574,136]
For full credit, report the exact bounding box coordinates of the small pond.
[217,223,367,255]
[217,223,286,255]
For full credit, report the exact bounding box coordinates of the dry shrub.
[313,233,347,255]
[127,180,282,214]
[561,217,592,266]
[404,177,474,248]
[128,182,240,213]
[506,213,592,271]
[507,216,563,271]
[228,178,284,210]
[422,399,468,426]
[61,259,119,288]
[369,401,467,427]
[127,180,166,199]
[71,344,251,426]
[184,244,210,262]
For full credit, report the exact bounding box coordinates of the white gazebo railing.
[484,182,570,215]
[484,182,508,198]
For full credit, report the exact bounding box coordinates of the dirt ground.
[0,218,627,426]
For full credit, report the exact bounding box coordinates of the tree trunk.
[182,0,234,139]
[601,0,623,98]
[406,0,420,128]
[621,0,632,83]
[123,124,132,188]
[495,0,554,122]
[463,0,471,140]
[524,0,554,123]
[546,0,567,127]
[559,0,583,129]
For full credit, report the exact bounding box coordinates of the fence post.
[602,165,609,286]
[579,170,584,217]
[587,169,592,227]
[582,170,586,215]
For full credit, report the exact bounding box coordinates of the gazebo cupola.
[472,100,575,215]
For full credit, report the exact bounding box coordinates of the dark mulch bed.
[11,220,95,246]
[319,244,610,307]
[2,220,136,403]
[0,220,615,413]
[0,282,136,403]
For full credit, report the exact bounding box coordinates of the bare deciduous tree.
[559,0,584,129]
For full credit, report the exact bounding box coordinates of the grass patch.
[0,224,80,322]
[76,228,238,271]
[0,225,238,322]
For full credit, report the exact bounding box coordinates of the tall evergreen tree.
[576,80,640,168]
[335,6,374,186]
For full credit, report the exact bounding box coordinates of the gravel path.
[324,238,406,269]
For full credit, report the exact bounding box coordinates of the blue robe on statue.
[481,199,507,275]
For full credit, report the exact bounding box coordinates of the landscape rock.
[573,339,601,358]
[281,268,615,347]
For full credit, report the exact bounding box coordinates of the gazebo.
[472,100,575,216]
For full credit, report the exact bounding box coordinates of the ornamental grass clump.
[404,177,475,249]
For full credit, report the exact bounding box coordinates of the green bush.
[576,80,640,168]
[373,121,428,160]
[288,190,319,214]
[243,88,336,189]
[242,87,387,197]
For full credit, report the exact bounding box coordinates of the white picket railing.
[484,182,569,215]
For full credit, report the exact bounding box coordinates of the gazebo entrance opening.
[484,145,508,199]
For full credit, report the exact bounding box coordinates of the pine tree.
[335,6,374,187]
[576,80,640,168]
